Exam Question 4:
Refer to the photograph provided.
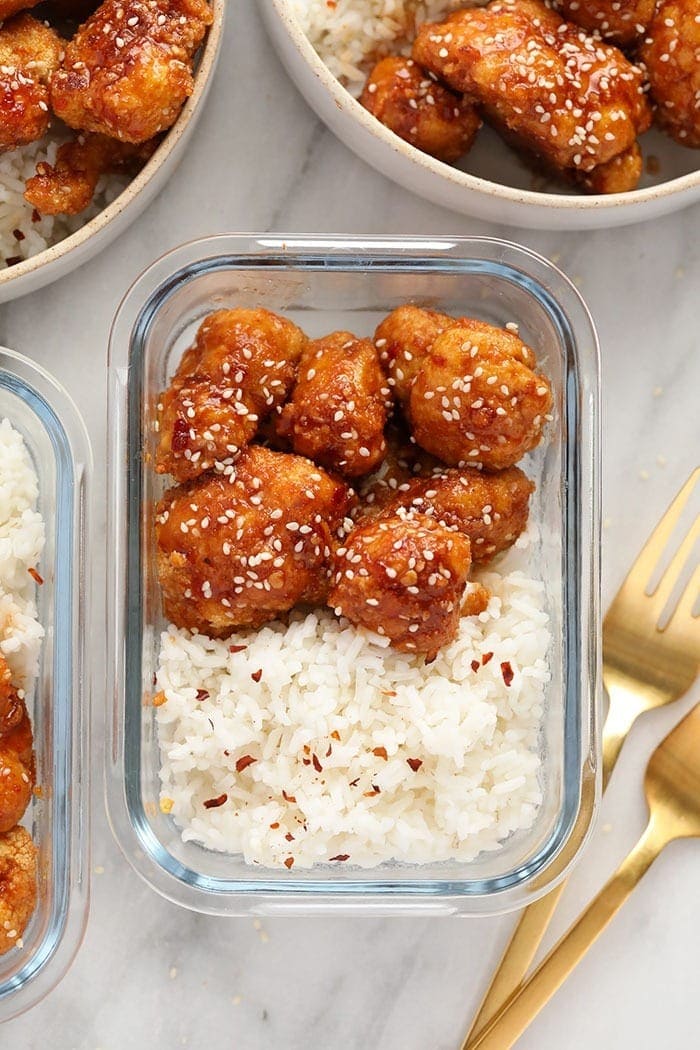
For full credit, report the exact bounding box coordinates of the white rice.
[156,568,550,870]
[0,126,127,270]
[0,419,45,688]
[287,0,467,86]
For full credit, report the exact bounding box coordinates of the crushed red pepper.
[229,644,247,654]
[282,790,296,803]
[406,758,423,772]
[284,857,294,869]
[195,688,209,701]
[329,854,350,862]
[312,753,323,773]
[251,669,262,683]
[235,755,257,773]
[372,747,388,760]
[203,793,227,809]
[471,659,480,673]
[482,651,494,665]
[501,661,514,687]
[28,567,44,585]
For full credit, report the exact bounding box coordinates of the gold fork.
[465,467,700,1047]
[464,700,700,1049]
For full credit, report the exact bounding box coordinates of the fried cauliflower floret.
[25,132,156,215]
[641,0,700,148]
[374,305,454,403]
[413,0,651,178]
[360,56,481,162]
[0,749,32,834]
[0,14,62,152]
[552,0,657,46]
[379,465,534,563]
[156,309,307,483]
[0,826,37,955]
[155,447,354,633]
[408,320,553,470]
[0,656,33,835]
[276,332,391,478]
[50,0,213,144]
[329,513,472,659]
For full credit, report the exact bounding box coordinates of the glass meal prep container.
[0,349,91,1019]
[106,235,601,916]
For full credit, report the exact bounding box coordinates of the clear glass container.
[0,349,91,1019]
[106,235,601,916]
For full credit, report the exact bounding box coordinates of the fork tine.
[663,562,700,638]
[613,468,700,604]
[647,512,700,621]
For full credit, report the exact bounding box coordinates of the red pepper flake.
[382,690,397,697]
[325,744,332,757]
[363,785,381,797]
[235,755,257,773]
[32,208,41,223]
[482,651,494,666]
[269,822,280,829]
[195,688,209,702]
[285,832,294,842]
[349,777,360,787]
[284,857,294,869]
[229,644,247,654]
[372,747,388,760]
[223,749,230,757]
[152,691,167,707]
[471,659,480,673]
[329,854,350,862]
[6,256,22,267]
[501,661,514,687]
[203,793,227,809]
[12,228,25,241]
[251,669,262,683]
[303,744,310,754]
[312,753,323,773]
[282,790,296,803]
[330,730,341,741]
[406,758,423,772]
[28,567,44,585]
[302,758,311,766]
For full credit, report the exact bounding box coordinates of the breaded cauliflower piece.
[50,0,212,144]
[360,56,481,162]
[329,513,472,659]
[413,0,651,178]
[276,331,391,478]
[156,308,307,483]
[641,0,700,148]
[0,827,37,955]
[551,0,657,46]
[155,446,354,633]
[0,14,62,152]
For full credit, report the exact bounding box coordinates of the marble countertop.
[1,3,699,1047]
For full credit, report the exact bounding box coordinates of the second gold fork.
[464,466,700,1046]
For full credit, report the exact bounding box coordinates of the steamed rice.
[287,0,466,86]
[156,567,550,870]
[0,418,45,688]
[0,127,127,270]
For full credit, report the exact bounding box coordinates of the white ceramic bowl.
[0,0,225,304]
[261,0,700,230]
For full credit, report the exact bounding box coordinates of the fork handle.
[465,689,638,1043]
[462,819,667,1050]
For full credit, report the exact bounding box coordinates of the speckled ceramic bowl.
[261,0,700,230]
[0,0,225,304]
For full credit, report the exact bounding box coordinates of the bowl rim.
[269,0,700,212]
[0,0,226,291]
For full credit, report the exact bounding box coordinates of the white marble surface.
[1,2,699,1047]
